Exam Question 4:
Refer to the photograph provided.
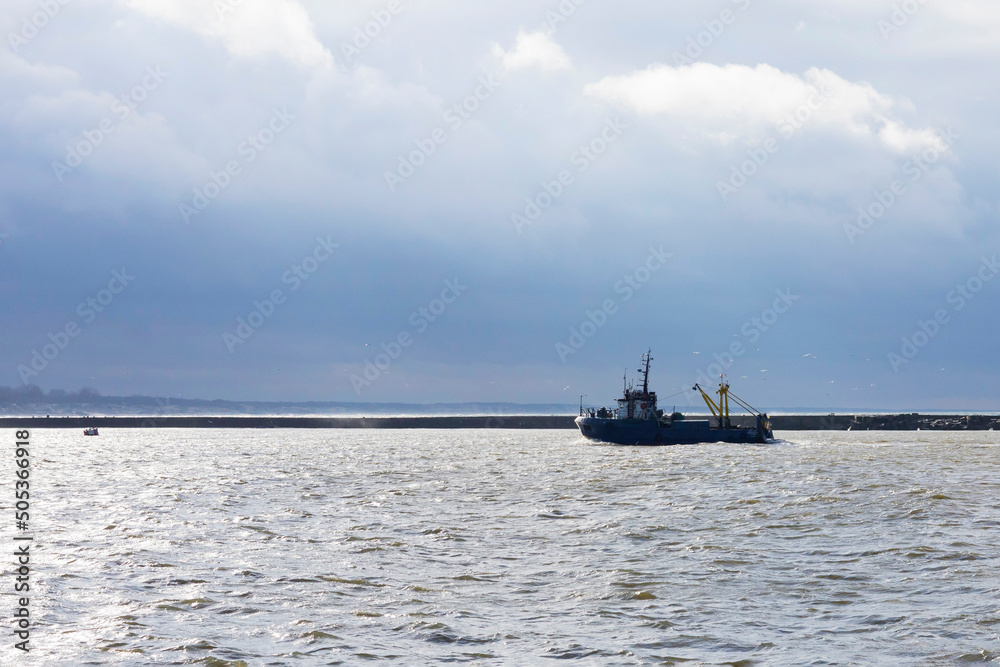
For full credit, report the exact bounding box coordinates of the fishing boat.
[83,427,99,436]
[575,350,773,445]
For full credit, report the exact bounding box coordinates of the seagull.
[563,385,570,391]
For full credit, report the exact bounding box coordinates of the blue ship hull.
[575,416,773,446]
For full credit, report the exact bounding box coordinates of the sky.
[1,0,999,410]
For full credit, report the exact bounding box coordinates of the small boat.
[83,427,99,436]
[576,349,774,446]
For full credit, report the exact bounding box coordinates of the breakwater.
[1,414,997,430]
[0,415,571,429]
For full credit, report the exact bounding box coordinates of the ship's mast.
[638,349,652,396]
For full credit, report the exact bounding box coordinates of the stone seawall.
[0,415,572,429]
[1,414,997,430]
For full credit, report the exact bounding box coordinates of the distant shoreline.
[2,414,998,431]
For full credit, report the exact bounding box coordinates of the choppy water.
[9,429,1000,665]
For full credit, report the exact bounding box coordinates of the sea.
[9,429,1000,665]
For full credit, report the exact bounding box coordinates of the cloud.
[2,1,995,407]
[937,2,1000,26]
[584,62,944,153]
[877,120,948,154]
[493,29,571,72]
[119,0,333,69]
[0,51,78,95]
[793,0,1000,53]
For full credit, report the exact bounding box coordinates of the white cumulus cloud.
[493,29,571,72]
[584,62,944,153]
[119,0,333,69]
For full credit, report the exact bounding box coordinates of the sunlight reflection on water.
[17,429,1000,664]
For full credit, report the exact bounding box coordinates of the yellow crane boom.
[693,376,737,428]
